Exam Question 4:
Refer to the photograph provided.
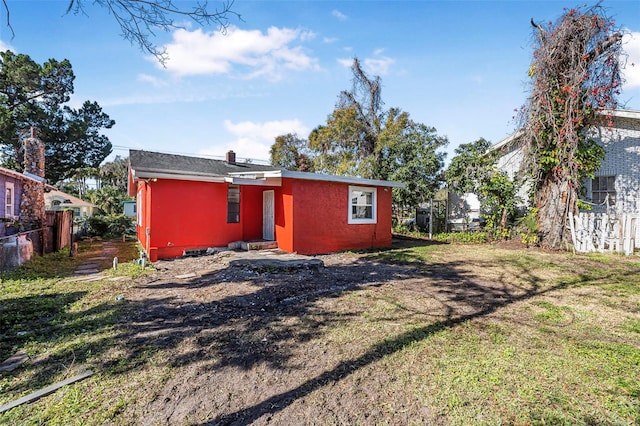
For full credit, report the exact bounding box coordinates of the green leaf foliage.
[273,58,448,210]
[444,138,495,195]
[269,133,313,171]
[445,138,522,234]
[0,50,114,184]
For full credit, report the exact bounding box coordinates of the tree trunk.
[500,207,509,236]
[535,176,577,250]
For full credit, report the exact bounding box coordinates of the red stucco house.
[128,149,403,261]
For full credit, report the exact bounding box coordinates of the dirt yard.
[121,245,426,425]
[108,238,572,426]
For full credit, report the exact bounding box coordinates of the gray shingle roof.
[129,150,279,177]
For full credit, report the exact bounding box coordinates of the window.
[5,182,14,218]
[227,184,240,223]
[348,186,377,224]
[592,175,616,205]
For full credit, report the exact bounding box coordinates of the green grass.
[1,239,639,424]
[0,239,157,425]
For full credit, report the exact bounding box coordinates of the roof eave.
[229,169,405,188]
[131,169,226,183]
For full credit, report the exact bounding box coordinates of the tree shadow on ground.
[0,292,87,360]
[195,259,584,426]
[0,239,620,423]
[105,240,592,424]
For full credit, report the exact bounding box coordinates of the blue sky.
[1,1,639,165]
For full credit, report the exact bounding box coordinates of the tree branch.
[583,32,623,62]
[2,0,14,40]
[531,18,545,41]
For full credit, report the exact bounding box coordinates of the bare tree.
[1,0,240,64]
[521,4,623,250]
[338,57,383,161]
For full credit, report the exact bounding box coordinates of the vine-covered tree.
[522,5,623,249]
[0,51,114,184]
[2,0,239,64]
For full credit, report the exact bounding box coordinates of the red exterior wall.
[135,178,281,261]
[274,179,294,252]
[134,175,393,261]
[281,178,393,255]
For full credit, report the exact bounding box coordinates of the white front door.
[263,190,275,240]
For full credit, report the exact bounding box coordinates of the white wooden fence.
[570,212,639,255]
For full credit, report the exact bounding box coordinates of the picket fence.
[570,212,639,255]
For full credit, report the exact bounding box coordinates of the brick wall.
[19,131,46,228]
[586,115,640,214]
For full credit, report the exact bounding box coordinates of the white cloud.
[159,25,320,79]
[199,119,309,161]
[332,10,348,21]
[137,73,168,87]
[323,37,338,44]
[363,55,395,76]
[337,58,353,68]
[299,30,317,42]
[622,31,640,88]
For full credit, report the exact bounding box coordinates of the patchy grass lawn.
[0,239,639,425]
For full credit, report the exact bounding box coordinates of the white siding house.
[488,110,640,252]
[493,110,640,215]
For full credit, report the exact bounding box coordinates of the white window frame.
[137,189,143,226]
[5,182,15,218]
[348,185,377,224]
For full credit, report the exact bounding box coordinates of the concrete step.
[239,240,278,251]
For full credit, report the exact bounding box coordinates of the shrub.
[86,215,109,237]
[432,231,488,244]
[86,214,135,238]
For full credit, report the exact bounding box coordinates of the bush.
[86,216,109,237]
[107,214,136,237]
[86,214,135,238]
[432,231,488,244]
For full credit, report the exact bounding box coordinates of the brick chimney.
[19,127,46,228]
[226,150,236,164]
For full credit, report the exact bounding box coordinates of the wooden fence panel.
[44,211,55,254]
[56,210,73,251]
[43,210,73,253]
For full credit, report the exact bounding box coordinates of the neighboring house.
[128,149,403,262]
[45,188,99,218]
[0,166,43,236]
[492,109,640,214]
